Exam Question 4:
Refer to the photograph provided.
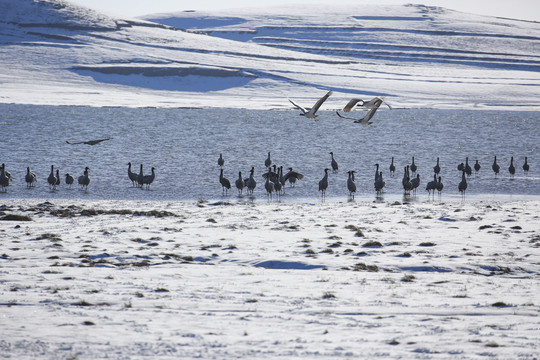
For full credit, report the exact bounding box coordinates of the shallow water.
[0,104,538,202]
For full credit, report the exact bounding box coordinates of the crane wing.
[343,98,363,112]
[288,99,307,114]
[309,90,333,115]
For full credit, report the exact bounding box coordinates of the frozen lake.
[1,104,538,201]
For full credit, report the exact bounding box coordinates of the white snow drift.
[0,0,539,109]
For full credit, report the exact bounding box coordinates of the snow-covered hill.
[1,0,539,109]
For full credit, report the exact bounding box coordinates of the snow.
[0,0,539,109]
[1,2,539,358]
[1,198,539,358]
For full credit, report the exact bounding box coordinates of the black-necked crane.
[347,170,356,199]
[235,171,245,195]
[523,157,529,175]
[288,91,333,120]
[219,168,231,195]
[78,167,90,191]
[508,157,515,177]
[25,167,37,188]
[492,156,500,176]
[433,157,440,175]
[319,168,329,197]
[330,152,338,173]
[47,165,57,191]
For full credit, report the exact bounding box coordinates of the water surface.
[1,105,538,202]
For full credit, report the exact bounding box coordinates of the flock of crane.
[0,154,531,199]
[0,92,532,199]
[217,153,531,200]
[0,162,156,193]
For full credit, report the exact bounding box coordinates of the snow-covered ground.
[1,2,539,358]
[1,198,539,358]
[0,0,539,109]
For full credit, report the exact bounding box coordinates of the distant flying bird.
[336,97,391,124]
[288,91,333,119]
[342,97,392,112]
[66,138,112,145]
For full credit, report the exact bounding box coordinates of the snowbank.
[1,198,539,358]
[0,0,539,109]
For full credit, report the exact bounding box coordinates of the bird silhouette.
[66,138,112,145]
[389,157,396,176]
[219,168,231,195]
[330,152,338,173]
[128,162,138,187]
[246,167,256,195]
[474,160,481,174]
[25,167,37,188]
[426,174,437,198]
[47,165,57,191]
[319,168,329,197]
[78,167,90,191]
[65,173,74,188]
[288,91,333,119]
[433,157,441,175]
[283,167,304,187]
[492,156,500,176]
[218,153,224,167]
[508,157,515,176]
[142,167,155,190]
[410,157,417,175]
[523,157,529,175]
[347,170,357,199]
[0,164,11,192]
[458,170,467,198]
[235,172,245,195]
